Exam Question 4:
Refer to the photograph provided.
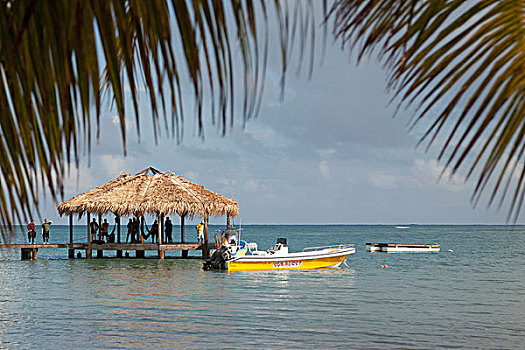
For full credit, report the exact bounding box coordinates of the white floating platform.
[366,243,440,253]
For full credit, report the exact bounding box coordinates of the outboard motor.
[202,246,231,270]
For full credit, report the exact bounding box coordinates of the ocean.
[0,225,524,349]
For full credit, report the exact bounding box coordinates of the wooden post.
[227,215,230,230]
[158,213,163,244]
[158,213,164,259]
[203,217,210,259]
[86,213,92,259]
[98,213,102,241]
[96,213,103,258]
[68,215,74,258]
[22,248,38,260]
[181,215,188,258]
[140,216,145,242]
[116,215,122,258]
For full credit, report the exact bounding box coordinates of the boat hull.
[366,243,440,253]
[382,246,440,253]
[226,248,355,272]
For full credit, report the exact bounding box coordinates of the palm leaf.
[331,0,525,221]
[0,0,317,239]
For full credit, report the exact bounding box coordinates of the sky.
[39,12,519,225]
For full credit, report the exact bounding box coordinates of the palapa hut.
[57,167,239,259]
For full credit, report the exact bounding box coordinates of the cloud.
[317,148,335,157]
[368,172,398,189]
[111,115,134,131]
[318,160,330,178]
[245,123,292,152]
[63,165,101,197]
[242,179,263,192]
[99,154,133,177]
[183,171,199,181]
[411,159,465,191]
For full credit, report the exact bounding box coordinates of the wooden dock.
[0,242,215,260]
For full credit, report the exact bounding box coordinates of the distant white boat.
[395,226,409,229]
[366,243,440,253]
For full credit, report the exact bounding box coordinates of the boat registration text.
[273,260,302,268]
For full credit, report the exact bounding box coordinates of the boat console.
[266,238,289,256]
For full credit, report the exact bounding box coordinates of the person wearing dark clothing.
[41,219,51,244]
[90,218,99,242]
[165,217,173,243]
[100,219,109,241]
[126,219,133,243]
[133,218,140,243]
[27,220,36,244]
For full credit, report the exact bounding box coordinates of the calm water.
[1,225,524,349]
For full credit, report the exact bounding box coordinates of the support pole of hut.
[181,215,188,258]
[136,216,145,258]
[86,213,92,259]
[227,215,230,230]
[158,213,165,259]
[116,215,122,258]
[97,213,103,258]
[140,216,145,242]
[203,217,210,259]
[68,215,74,258]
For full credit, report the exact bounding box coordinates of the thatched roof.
[57,167,239,218]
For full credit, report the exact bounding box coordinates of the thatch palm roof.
[57,167,238,218]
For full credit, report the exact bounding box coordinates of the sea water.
[0,225,524,349]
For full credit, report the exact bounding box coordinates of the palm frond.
[332,0,525,220]
[0,0,317,237]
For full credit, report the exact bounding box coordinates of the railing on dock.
[302,243,355,252]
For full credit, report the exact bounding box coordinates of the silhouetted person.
[126,218,133,243]
[90,218,99,242]
[133,218,140,243]
[100,219,109,241]
[165,217,173,243]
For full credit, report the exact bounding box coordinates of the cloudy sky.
[41,16,518,225]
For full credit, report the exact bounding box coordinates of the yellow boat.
[203,236,355,272]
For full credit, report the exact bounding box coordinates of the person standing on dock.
[27,220,36,244]
[90,218,99,242]
[133,217,140,243]
[126,218,133,243]
[196,221,204,243]
[165,217,173,243]
[41,219,51,244]
[100,219,109,241]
